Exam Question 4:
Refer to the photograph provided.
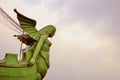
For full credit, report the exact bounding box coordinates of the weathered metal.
[0,8,56,80]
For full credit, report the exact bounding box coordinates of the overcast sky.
[0,0,120,80]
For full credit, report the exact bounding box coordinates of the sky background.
[0,0,120,80]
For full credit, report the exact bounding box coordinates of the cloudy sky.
[0,0,120,80]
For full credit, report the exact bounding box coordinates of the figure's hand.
[29,58,35,65]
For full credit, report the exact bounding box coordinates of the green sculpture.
[0,8,56,80]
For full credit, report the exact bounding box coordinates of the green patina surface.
[0,9,56,80]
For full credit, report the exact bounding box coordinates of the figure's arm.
[29,34,48,65]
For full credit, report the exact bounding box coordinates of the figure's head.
[38,25,56,37]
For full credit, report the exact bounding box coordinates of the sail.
[14,9,40,41]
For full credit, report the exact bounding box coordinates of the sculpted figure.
[0,8,56,80]
[17,25,56,79]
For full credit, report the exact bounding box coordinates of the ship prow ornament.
[0,7,56,80]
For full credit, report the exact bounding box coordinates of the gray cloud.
[43,0,120,80]
[46,0,120,39]
[22,0,41,5]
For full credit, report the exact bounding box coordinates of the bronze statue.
[0,7,56,80]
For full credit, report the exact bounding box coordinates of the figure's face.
[49,32,55,37]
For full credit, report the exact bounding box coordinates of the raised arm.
[29,34,48,65]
